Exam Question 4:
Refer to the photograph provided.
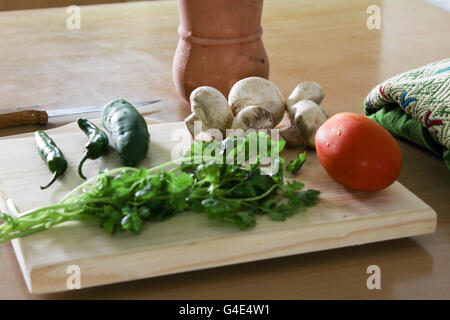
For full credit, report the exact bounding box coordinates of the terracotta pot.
[172,0,269,102]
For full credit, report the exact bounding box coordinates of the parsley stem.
[60,167,140,203]
[221,184,278,202]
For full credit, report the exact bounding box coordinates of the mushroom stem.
[286,100,328,148]
[280,125,306,147]
[231,105,273,131]
[184,113,201,137]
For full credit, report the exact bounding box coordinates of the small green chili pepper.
[34,130,68,190]
[77,118,109,180]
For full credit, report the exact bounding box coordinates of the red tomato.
[315,112,402,192]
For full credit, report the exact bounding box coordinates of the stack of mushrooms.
[184,77,328,149]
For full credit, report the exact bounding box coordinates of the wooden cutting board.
[0,120,437,294]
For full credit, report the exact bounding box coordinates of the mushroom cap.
[231,105,273,131]
[287,81,325,108]
[228,77,285,127]
[291,99,328,148]
[187,86,234,136]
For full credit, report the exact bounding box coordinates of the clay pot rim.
[178,26,263,46]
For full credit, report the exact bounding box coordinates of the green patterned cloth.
[364,58,450,169]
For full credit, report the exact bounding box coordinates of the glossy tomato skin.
[315,113,402,192]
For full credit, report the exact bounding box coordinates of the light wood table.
[0,0,449,299]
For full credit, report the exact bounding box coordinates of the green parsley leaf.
[0,132,321,244]
[286,151,306,175]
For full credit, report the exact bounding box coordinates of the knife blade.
[0,100,161,129]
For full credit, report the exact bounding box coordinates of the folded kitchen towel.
[364,58,450,169]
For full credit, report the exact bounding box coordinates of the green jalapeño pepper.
[34,130,68,190]
[77,118,109,180]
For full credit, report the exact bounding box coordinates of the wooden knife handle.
[0,108,48,129]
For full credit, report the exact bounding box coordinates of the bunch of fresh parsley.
[0,133,319,243]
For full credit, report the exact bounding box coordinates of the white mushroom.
[280,100,328,148]
[231,105,273,131]
[184,86,234,137]
[287,81,325,108]
[228,77,285,127]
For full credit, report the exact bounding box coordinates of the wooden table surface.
[0,0,449,299]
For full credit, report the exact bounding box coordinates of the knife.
[0,100,161,129]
